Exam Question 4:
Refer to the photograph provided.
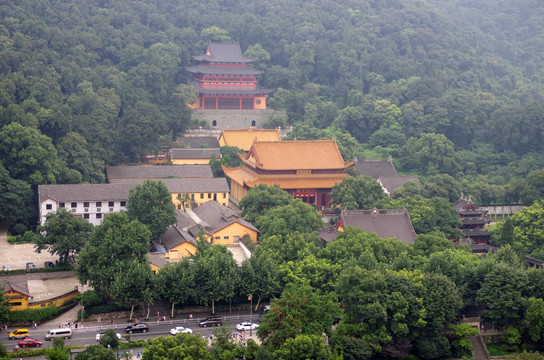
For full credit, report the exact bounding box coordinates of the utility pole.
[248,294,253,337]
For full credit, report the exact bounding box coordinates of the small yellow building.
[1,277,31,311]
[176,201,259,245]
[170,148,221,165]
[218,128,281,151]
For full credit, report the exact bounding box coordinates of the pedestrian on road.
[137,352,141,358]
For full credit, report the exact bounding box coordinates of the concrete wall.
[480,205,524,216]
[191,109,286,130]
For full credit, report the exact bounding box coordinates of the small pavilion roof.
[242,139,353,171]
[219,128,281,151]
[193,42,255,63]
[0,275,31,297]
[339,208,417,244]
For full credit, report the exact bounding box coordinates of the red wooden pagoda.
[454,195,493,244]
[186,42,273,110]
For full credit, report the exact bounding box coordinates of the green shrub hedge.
[7,307,60,323]
[0,264,73,275]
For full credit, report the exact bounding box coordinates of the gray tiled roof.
[170,148,221,160]
[111,178,230,193]
[146,253,168,268]
[177,136,220,149]
[192,201,259,234]
[39,183,133,203]
[160,226,196,250]
[379,175,421,194]
[193,42,255,63]
[106,165,213,181]
[355,158,397,179]
[340,208,417,244]
[0,274,30,297]
[176,211,198,231]
[40,178,229,203]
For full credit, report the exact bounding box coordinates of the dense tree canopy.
[126,180,177,241]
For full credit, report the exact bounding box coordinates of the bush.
[9,348,46,358]
[7,307,60,323]
[83,303,131,316]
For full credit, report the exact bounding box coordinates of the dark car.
[44,261,55,268]
[199,317,223,327]
[18,337,42,348]
[125,323,149,334]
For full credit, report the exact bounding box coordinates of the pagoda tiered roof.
[193,42,255,63]
[186,65,263,76]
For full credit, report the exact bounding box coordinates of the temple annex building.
[222,139,353,208]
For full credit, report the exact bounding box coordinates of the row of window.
[177,193,227,200]
[45,201,127,211]
[214,236,230,240]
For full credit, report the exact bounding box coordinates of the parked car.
[9,329,29,340]
[170,326,193,335]
[236,322,259,331]
[96,330,122,341]
[18,337,42,348]
[199,317,223,327]
[125,323,149,334]
[44,261,55,268]
[2,265,11,271]
[25,262,36,270]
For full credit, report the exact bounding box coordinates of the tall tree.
[399,133,461,176]
[126,180,177,241]
[193,245,237,314]
[35,208,94,264]
[0,162,34,227]
[257,283,340,348]
[76,212,151,295]
[330,175,386,210]
[239,184,294,223]
[158,260,195,318]
[111,259,156,321]
[255,200,323,239]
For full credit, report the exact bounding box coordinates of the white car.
[96,330,122,341]
[236,322,259,331]
[170,326,193,335]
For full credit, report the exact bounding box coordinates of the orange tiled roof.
[243,139,353,171]
[219,128,281,151]
[222,165,348,189]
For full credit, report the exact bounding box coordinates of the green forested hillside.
[1,0,544,229]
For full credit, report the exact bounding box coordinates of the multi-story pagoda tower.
[186,42,276,129]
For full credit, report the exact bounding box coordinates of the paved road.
[2,316,261,349]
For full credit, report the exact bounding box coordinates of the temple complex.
[222,139,353,207]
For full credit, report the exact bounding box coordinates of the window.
[177,204,181,210]
[215,236,220,240]
[84,214,89,219]
[177,193,181,198]
[71,202,77,208]
[191,194,195,200]
[251,120,256,126]
[200,193,204,199]
[223,236,229,240]
[108,201,114,207]
[212,120,217,127]
[223,193,226,198]
[46,204,52,210]
[120,201,126,207]
[208,193,211,199]
[96,202,102,207]
[59,202,65,208]
[10,302,22,306]
[84,202,89,208]
[255,99,261,105]
[96,213,102,219]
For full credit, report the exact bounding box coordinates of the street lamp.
[248,295,253,337]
